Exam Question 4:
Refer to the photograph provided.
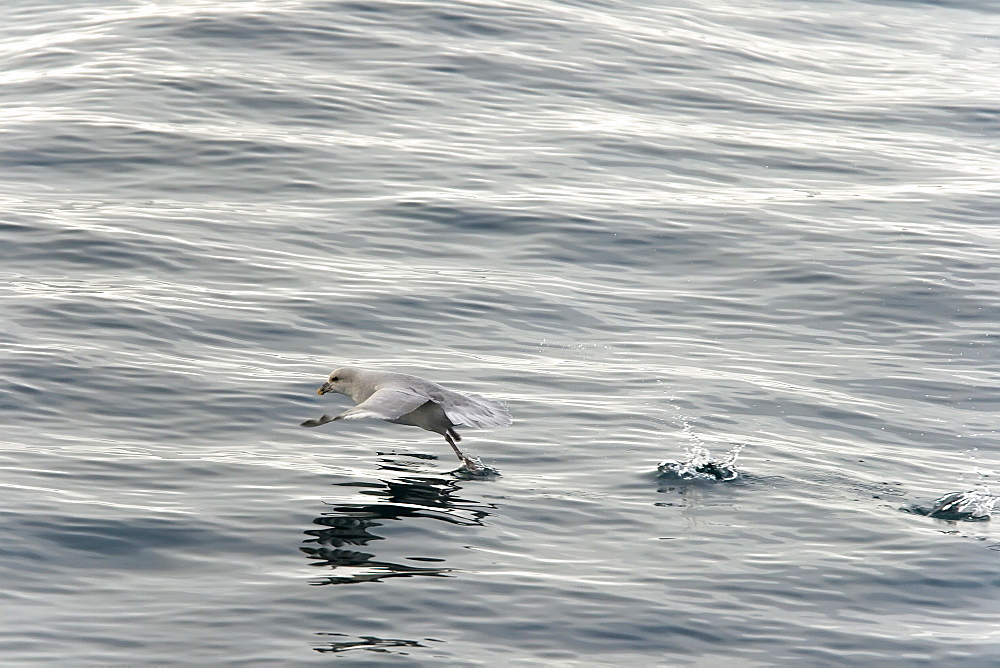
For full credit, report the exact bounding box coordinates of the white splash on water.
[455,456,500,480]
[658,417,744,481]
[919,490,996,522]
[913,444,997,521]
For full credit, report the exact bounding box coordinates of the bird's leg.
[443,431,466,460]
[444,431,480,470]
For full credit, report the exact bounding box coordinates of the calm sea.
[2,0,998,664]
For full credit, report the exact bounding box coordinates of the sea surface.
[2,0,999,665]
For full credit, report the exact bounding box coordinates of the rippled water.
[2,0,998,664]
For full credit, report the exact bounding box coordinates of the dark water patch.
[34,519,206,556]
[1,226,189,273]
[381,201,546,233]
[5,515,229,574]
[161,13,352,47]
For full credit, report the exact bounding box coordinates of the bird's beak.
[317,384,329,396]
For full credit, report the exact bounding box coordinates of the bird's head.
[317,367,355,396]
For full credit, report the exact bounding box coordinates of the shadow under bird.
[300,366,512,470]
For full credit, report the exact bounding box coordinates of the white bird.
[300,366,512,469]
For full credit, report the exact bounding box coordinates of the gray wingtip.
[300,414,333,428]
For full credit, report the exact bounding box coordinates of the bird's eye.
[329,376,338,382]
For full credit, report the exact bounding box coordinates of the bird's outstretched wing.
[299,388,431,429]
[336,387,430,421]
[434,390,513,429]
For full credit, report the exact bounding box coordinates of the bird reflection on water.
[313,633,436,655]
[302,461,494,586]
